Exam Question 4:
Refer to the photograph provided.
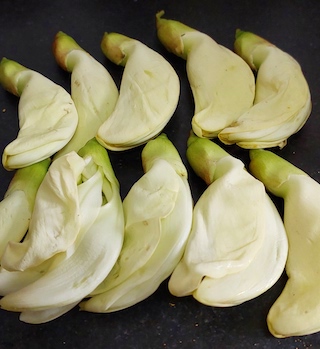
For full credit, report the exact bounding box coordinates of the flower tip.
[55,31,66,39]
[235,28,245,39]
[1,57,9,65]
[157,132,169,140]
[156,10,165,21]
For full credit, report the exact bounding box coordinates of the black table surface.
[1,0,320,348]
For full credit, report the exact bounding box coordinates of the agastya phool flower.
[156,11,255,138]
[218,30,312,149]
[249,149,320,338]
[0,158,50,259]
[0,58,78,170]
[1,137,123,272]
[168,133,287,307]
[1,151,88,271]
[52,31,119,158]
[0,138,124,324]
[80,134,193,313]
[96,33,180,151]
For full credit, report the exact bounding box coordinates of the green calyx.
[0,58,29,96]
[78,138,115,179]
[101,32,133,66]
[142,133,187,177]
[186,132,229,185]
[5,158,51,210]
[52,31,83,72]
[234,29,272,70]
[249,149,307,197]
[156,10,197,59]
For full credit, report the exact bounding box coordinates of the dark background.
[0,0,320,348]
